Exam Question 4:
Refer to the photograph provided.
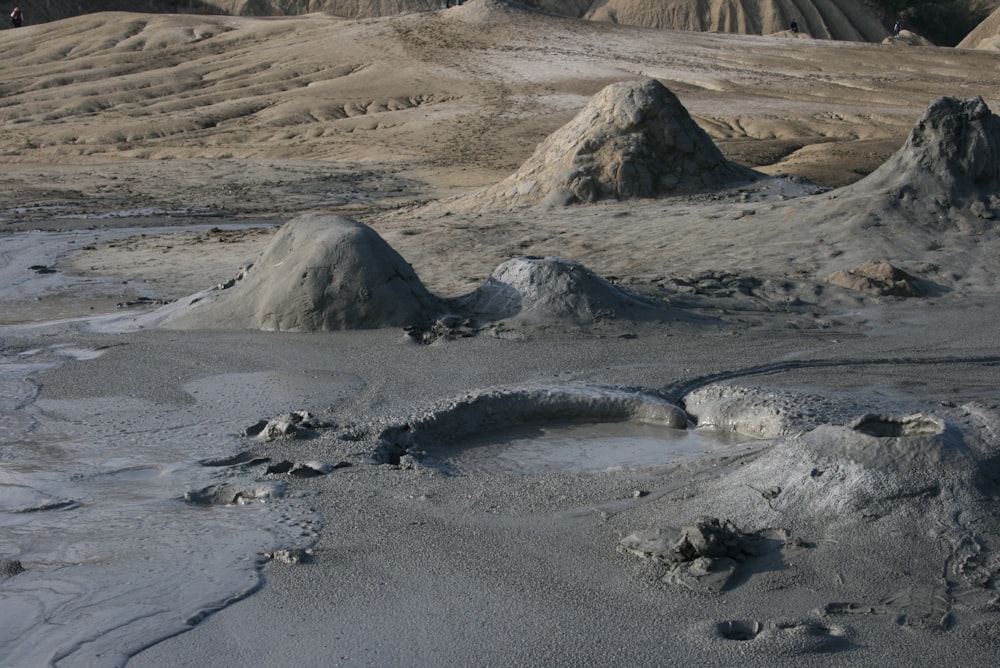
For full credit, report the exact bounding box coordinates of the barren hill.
[3,3,1000,219]
[20,0,887,41]
[958,5,1000,49]
[582,0,886,40]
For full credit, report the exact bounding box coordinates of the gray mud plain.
[2,5,1000,667]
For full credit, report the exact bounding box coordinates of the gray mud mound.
[660,385,1000,634]
[157,214,442,331]
[685,384,990,518]
[460,79,759,209]
[769,95,1000,293]
[457,256,686,324]
[836,96,1000,230]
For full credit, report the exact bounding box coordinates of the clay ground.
[3,4,1000,667]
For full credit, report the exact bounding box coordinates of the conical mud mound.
[838,96,1000,228]
[463,79,758,209]
[457,256,687,324]
[157,214,442,331]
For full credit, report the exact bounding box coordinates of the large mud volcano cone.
[840,96,1000,226]
[474,79,758,208]
[159,214,442,331]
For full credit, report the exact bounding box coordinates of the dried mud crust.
[0,160,421,230]
[62,226,279,298]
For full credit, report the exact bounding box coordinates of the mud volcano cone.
[458,256,687,324]
[480,78,757,207]
[841,96,1000,225]
[160,214,442,331]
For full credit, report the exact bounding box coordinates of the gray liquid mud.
[420,420,753,475]
[0,343,319,667]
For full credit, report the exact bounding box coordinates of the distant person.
[9,6,22,28]
[892,20,902,37]
[789,21,799,34]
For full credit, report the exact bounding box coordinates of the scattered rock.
[241,420,269,437]
[851,413,945,438]
[183,481,285,506]
[718,619,767,640]
[265,460,348,476]
[0,559,25,579]
[262,548,313,565]
[253,410,335,441]
[115,296,168,309]
[825,260,923,297]
[200,451,270,467]
[619,516,795,592]
[404,315,481,343]
[838,96,1000,231]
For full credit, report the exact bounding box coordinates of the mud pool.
[417,420,756,475]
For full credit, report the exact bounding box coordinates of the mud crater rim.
[373,384,757,474]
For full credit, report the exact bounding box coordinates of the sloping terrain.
[2,1,996,201]
[958,5,1000,49]
[22,0,887,40]
[582,0,886,40]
